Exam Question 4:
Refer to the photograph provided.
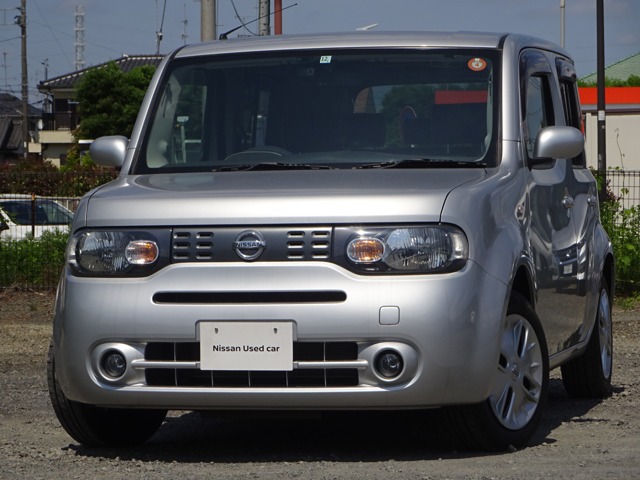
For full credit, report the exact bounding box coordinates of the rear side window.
[557,58,586,167]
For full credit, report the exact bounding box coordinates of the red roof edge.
[579,87,640,105]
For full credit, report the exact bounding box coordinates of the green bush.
[0,230,68,288]
[0,152,118,197]
[0,158,62,195]
[600,197,640,293]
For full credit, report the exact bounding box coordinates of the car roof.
[174,31,509,59]
[172,30,568,61]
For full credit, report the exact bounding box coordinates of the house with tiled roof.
[580,52,640,84]
[0,93,41,163]
[35,54,164,165]
[577,52,640,171]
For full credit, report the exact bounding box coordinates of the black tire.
[448,292,549,451]
[47,341,167,447]
[561,278,613,398]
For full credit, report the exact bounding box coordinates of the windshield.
[134,49,499,173]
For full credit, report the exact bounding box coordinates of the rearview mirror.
[90,135,129,169]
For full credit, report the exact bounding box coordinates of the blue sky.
[1,0,638,107]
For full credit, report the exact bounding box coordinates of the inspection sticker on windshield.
[468,57,487,72]
[320,55,332,64]
[199,322,293,371]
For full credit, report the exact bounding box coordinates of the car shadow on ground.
[67,378,617,462]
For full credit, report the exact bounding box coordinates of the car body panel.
[80,169,483,227]
[52,31,614,417]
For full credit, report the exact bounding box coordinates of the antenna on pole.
[2,52,8,92]
[75,5,85,71]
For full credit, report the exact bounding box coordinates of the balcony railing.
[41,112,80,131]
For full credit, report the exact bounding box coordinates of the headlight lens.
[67,230,167,276]
[343,225,468,273]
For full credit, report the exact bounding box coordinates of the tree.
[75,62,156,139]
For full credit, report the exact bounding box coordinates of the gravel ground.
[1,290,638,479]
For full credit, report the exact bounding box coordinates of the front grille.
[286,230,331,260]
[171,227,333,263]
[144,341,360,388]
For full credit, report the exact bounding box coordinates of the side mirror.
[89,135,129,169]
[530,126,584,167]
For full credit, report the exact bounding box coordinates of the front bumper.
[52,260,507,410]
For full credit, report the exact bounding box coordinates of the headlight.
[67,230,170,276]
[342,225,468,274]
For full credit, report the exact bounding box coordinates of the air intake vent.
[286,229,331,260]
[172,230,216,262]
[144,341,359,388]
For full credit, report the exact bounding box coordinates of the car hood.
[79,169,486,228]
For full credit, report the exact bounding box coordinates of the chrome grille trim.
[132,359,368,370]
[143,341,360,388]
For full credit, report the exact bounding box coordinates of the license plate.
[199,322,293,371]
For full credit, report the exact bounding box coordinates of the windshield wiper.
[355,158,487,169]
[214,162,337,172]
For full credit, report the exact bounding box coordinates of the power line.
[230,0,257,37]
[30,0,73,72]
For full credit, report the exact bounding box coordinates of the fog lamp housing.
[101,350,127,378]
[374,350,404,379]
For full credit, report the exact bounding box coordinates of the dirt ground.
[1,289,638,480]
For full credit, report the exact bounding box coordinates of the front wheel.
[448,292,549,451]
[47,341,167,447]
[561,278,613,398]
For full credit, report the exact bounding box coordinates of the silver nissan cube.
[48,31,615,451]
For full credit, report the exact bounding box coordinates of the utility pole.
[560,0,565,48]
[201,0,216,41]
[258,0,270,36]
[181,3,188,45]
[274,0,282,35]
[596,0,606,195]
[17,0,29,158]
